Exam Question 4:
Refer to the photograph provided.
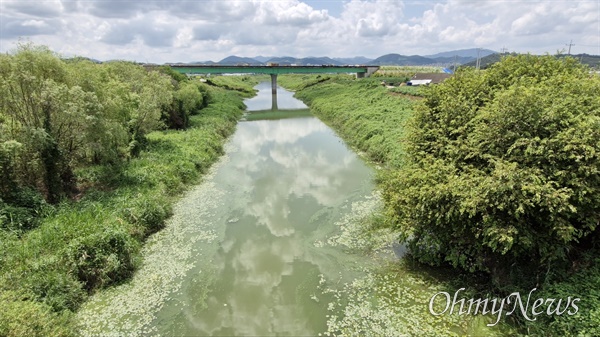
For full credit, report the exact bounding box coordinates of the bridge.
[168,65,379,94]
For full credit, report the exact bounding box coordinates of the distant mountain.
[218,56,263,65]
[366,50,498,66]
[430,56,477,65]
[187,60,216,65]
[265,56,343,66]
[253,56,277,63]
[302,57,343,65]
[569,54,600,68]
[463,53,504,68]
[368,54,434,66]
[425,48,497,59]
[265,56,297,65]
[333,56,373,65]
[166,49,600,68]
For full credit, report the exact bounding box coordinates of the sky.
[1,0,599,63]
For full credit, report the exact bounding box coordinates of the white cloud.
[342,0,404,37]
[6,0,64,18]
[0,0,598,62]
[256,1,328,26]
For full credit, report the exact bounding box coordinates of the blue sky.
[1,0,598,63]
[303,0,433,18]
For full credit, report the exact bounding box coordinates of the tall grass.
[0,81,247,336]
[388,85,424,97]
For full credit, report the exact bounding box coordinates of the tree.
[382,55,600,286]
[166,81,206,129]
[0,44,177,203]
[102,62,173,154]
[0,44,75,202]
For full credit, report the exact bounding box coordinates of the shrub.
[382,55,600,286]
[65,229,139,291]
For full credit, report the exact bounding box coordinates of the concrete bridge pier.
[270,74,278,95]
[271,93,278,111]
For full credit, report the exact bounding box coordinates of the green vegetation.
[382,55,600,334]
[0,44,249,336]
[384,55,599,284]
[281,55,600,335]
[373,65,443,78]
[388,85,424,97]
[464,52,600,70]
[204,74,265,97]
[0,44,215,207]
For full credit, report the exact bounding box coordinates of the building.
[407,73,452,86]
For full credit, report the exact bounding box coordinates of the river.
[77,82,380,336]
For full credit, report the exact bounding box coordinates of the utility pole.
[476,48,481,70]
[453,54,457,73]
[500,46,508,54]
[566,40,575,55]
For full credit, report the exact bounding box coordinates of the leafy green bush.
[195,82,213,107]
[0,291,75,337]
[23,266,87,312]
[165,81,207,129]
[65,228,139,292]
[382,55,600,286]
[0,44,177,203]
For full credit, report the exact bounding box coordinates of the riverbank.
[0,79,254,336]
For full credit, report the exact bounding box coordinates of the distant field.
[373,65,444,78]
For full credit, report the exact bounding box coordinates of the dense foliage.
[0,44,209,207]
[0,44,249,336]
[382,55,600,287]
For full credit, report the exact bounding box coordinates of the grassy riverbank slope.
[0,78,254,336]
